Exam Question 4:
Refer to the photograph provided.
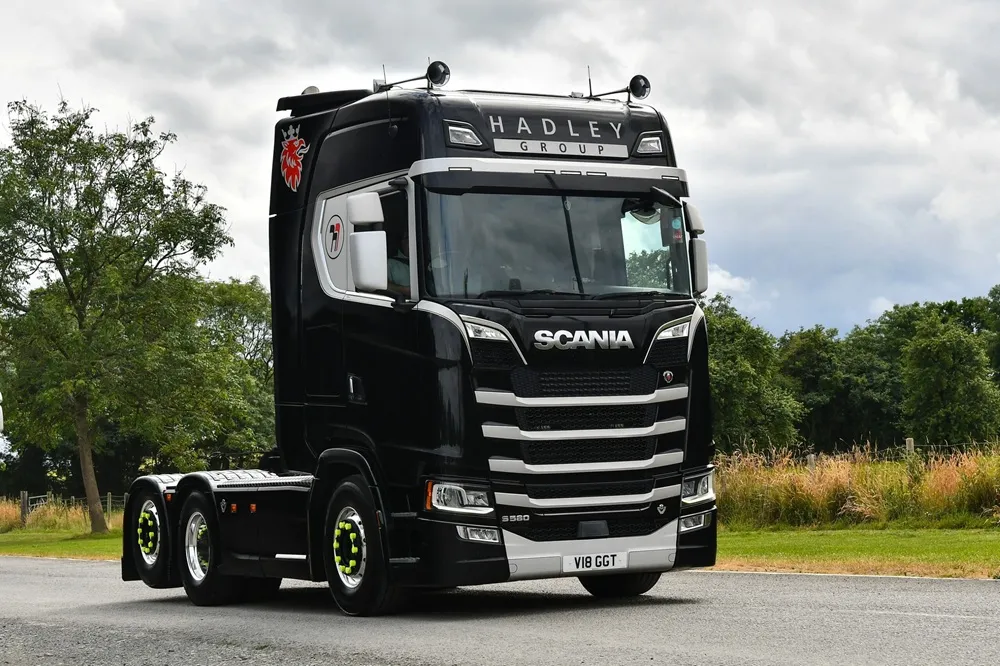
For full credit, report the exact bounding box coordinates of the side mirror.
[346,192,384,225]
[684,202,705,236]
[350,231,388,293]
[690,238,708,296]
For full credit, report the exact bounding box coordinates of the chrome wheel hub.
[333,506,367,589]
[137,500,161,566]
[184,511,211,582]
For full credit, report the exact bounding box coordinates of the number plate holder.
[562,552,628,573]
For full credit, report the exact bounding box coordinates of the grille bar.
[488,450,684,475]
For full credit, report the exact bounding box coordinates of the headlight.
[681,471,714,505]
[657,320,690,340]
[425,481,494,515]
[465,321,507,342]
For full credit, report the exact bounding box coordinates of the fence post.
[807,454,816,472]
[106,492,112,515]
[905,437,915,454]
[20,491,28,526]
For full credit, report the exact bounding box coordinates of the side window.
[318,194,350,292]
[380,189,410,297]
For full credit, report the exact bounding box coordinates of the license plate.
[563,552,628,573]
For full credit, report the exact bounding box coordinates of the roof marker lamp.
[445,120,484,147]
[635,131,664,155]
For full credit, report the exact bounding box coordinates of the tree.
[901,316,1000,445]
[702,294,804,449]
[777,325,850,451]
[0,100,232,532]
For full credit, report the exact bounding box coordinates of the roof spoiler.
[276,89,372,117]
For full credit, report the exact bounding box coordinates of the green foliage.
[0,99,236,531]
[901,316,1000,445]
[702,294,804,450]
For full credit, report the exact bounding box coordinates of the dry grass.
[0,498,124,533]
[0,499,20,533]
[716,443,1000,529]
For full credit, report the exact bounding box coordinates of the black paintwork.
[123,82,715,591]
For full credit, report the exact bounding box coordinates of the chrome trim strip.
[688,305,705,362]
[503,520,678,581]
[643,314,694,365]
[274,554,307,560]
[489,450,684,475]
[482,417,685,441]
[475,385,688,407]
[409,157,687,182]
[495,484,680,509]
[414,301,472,358]
[460,315,528,365]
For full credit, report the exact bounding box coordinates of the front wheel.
[321,474,408,616]
[578,572,661,598]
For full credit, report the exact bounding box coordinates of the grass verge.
[714,528,1000,579]
[2,526,999,580]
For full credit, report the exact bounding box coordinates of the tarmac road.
[0,556,997,666]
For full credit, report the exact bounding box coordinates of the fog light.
[456,525,500,543]
[679,512,711,533]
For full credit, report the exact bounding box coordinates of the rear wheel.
[178,491,241,606]
[130,490,169,587]
[578,572,661,598]
[321,474,408,616]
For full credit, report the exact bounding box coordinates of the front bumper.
[388,503,716,587]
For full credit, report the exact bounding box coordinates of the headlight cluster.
[425,481,493,515]
[681,470,714,506]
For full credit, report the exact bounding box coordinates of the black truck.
[121,62,717,616]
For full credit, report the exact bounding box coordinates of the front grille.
[515,404,656,431]
[470,340,522,370]
[647,338,687,367]
[506,517,660,542]
[525,479,654,499]
[511,366,657,398]
[521,437,656,465]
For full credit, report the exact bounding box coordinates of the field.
[2,446,999,578]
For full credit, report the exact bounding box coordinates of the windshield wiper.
[591,290,688,300]
[476,289,585,299]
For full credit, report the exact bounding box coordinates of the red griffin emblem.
[279,124,309,192]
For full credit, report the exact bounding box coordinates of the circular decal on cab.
[325,214,344,260]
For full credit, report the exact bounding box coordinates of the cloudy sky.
[2,0,998,336]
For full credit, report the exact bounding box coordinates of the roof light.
[635,132,664,155]
[427,61,451,88]
[448,125,482,146]
[444,120,484,147]
[629,74,651,100]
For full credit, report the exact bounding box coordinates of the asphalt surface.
[0,557,997,666]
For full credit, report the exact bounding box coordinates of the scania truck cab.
[121,62,717,616]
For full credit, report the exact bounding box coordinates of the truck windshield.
[420,187,692,300]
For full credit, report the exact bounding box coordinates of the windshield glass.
[419,187,691,299]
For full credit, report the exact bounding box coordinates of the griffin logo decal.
[279,125,309,192]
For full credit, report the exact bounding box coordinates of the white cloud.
[3,1,1000,335]
[869,296,895,317]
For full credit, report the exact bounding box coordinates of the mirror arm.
[374,289,415,312]
[649,185,681,206]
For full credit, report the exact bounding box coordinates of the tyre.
[578,572,661,598]
[130,489,170,587]
[178,491,241,606]
[321,474,408,616]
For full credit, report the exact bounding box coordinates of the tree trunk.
[74,394,109,534]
